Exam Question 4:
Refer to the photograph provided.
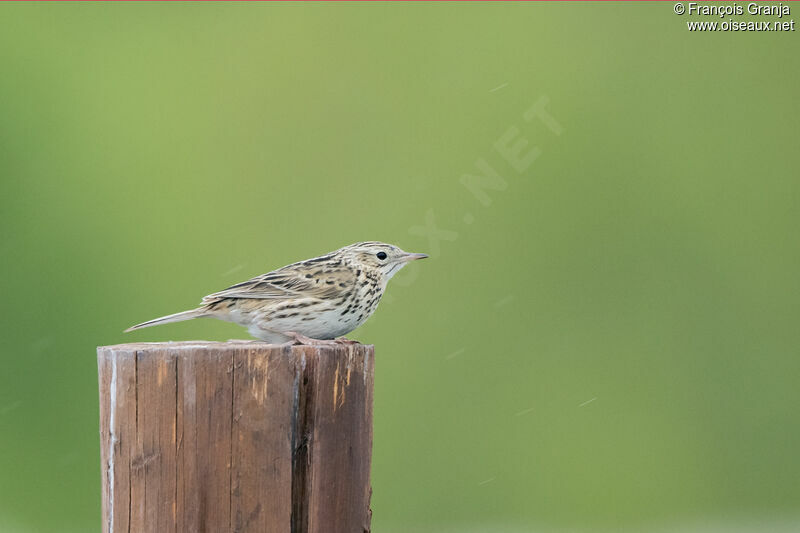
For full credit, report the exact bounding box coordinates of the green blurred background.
[1,3,799,532]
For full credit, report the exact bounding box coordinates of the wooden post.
[97,341,374,533]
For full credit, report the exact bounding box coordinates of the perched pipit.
[125,242,427,344]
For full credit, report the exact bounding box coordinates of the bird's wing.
[202,262,355,302]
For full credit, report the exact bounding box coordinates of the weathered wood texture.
[97,341,374,533]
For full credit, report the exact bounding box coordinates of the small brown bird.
[125,242,427,344]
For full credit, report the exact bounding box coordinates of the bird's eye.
[376,252,387,260]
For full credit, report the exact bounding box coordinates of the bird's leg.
[283,331,338,346]
[334,337,359,345]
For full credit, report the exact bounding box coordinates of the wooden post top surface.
[98,340,375,351]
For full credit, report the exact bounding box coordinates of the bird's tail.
[124,308,207,333]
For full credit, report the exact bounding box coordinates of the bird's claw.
[281,332,359,346]
[283,332,337,346]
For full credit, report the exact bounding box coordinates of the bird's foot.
[280,332,359,346]
[282,332,338,346]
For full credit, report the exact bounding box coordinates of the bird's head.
[338,241,427,282]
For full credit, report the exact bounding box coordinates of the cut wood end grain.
[98,340,375,351]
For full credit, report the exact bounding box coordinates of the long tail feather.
[124,309,206,333]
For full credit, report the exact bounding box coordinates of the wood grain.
[97,341,374,533]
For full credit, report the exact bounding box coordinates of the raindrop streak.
[579,397,597,407]
[445,348,466,360]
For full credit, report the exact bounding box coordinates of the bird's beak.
[403,252,428,262]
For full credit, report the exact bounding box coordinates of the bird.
[125,242,428,344]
